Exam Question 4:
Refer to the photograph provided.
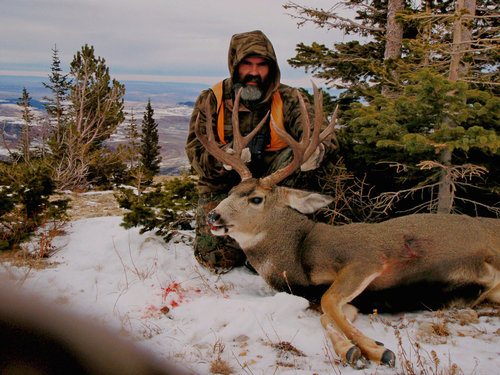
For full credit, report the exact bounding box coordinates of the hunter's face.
[237,56,270,88]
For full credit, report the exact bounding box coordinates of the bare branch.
[284,1,384,33]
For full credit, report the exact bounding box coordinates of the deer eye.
[249,197,263,205]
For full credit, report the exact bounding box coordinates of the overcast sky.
[1,0,355,88]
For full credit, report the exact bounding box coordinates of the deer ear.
[282,188,333,214]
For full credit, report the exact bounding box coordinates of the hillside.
[0,98,192,174]
[0,75,208,173]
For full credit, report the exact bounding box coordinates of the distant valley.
[0,75,211,174]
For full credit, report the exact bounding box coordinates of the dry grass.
[210,358,233,375]
[210,339,234,375]
[54,191,125,220]
[0,220,68,283]
[53,175,182,221]
[363,307,488,374]
[271,341,305,357]
[2,191,122,268]
[396,328,466,375]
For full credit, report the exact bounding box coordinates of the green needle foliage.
[341,70,499,215]
[140,99,162,181]
[116,175,198,242]
[0,164,69,251]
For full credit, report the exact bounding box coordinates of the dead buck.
[194,85,500,368]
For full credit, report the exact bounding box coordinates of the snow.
[1,216,499,374]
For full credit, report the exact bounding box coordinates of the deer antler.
[194,88,269,181]
[260,82,337,188]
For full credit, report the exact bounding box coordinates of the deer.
[193,84,500,368]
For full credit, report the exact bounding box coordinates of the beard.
[234,74,267,102]
[239,84,263,101]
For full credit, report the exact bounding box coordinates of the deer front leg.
[320,264,396,367]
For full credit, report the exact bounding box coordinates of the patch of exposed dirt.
[3,181,196,265]
[55,175,182,221]
[55,191,126,221]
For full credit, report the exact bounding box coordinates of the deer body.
[195,85,500,368]
[211,180,500,295]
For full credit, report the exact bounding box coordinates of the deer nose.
[207,210,221,225]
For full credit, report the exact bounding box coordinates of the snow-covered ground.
[1,216,499,374]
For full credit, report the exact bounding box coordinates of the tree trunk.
[384,0,404,60]
[437,0,475,214]
[382,0,404,96]
[449,0,476,81]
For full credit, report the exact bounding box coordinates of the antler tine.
[302,82,324,161]
[321,104,339,148]
[261,90,312,188]
[194,95,252,180]
[261,82,336,188]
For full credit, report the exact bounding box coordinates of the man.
[186,30,331,273]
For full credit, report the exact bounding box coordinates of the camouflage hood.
[227,30,281,103]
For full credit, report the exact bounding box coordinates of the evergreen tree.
[125,109,140,169]
[401,0,499,91]
[342,69,499,215]
[285,0,412,101]
[285,0,498,98]
[52,44,125,189]
[43,44,70,150]
[286,0,499,216]
[140,99,162,178]
[68,44,125,151]
[16,87,34,163]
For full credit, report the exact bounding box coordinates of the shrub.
[0,163,69,251]
[116,175,198,242]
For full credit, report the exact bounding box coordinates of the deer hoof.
[381,349,396,367]
[345,346,366,368]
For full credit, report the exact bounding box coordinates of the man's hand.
[222,147,251,170]
[300,143,325,172]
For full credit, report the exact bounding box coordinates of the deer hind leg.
[321,264,395,368]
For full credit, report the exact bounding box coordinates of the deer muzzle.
[207,210,231,235]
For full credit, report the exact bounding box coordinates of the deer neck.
[235,207,316,290]
[230,231,267,250]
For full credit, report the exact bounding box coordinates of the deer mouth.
[207,211,233,235]
[208,223,233,235]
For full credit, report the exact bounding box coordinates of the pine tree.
[284,0,412,101]
[285,0,498,98]
[16,87,34,163]
[125,109,140,169]
[52,44,125,189]
[286,0,499,216]
[140,99,162,178]
[43,44,70,150]
[343,69,499,216]
[68,44,125,151]
[401,0,499,91]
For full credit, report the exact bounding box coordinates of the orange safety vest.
[211,81,288,152]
